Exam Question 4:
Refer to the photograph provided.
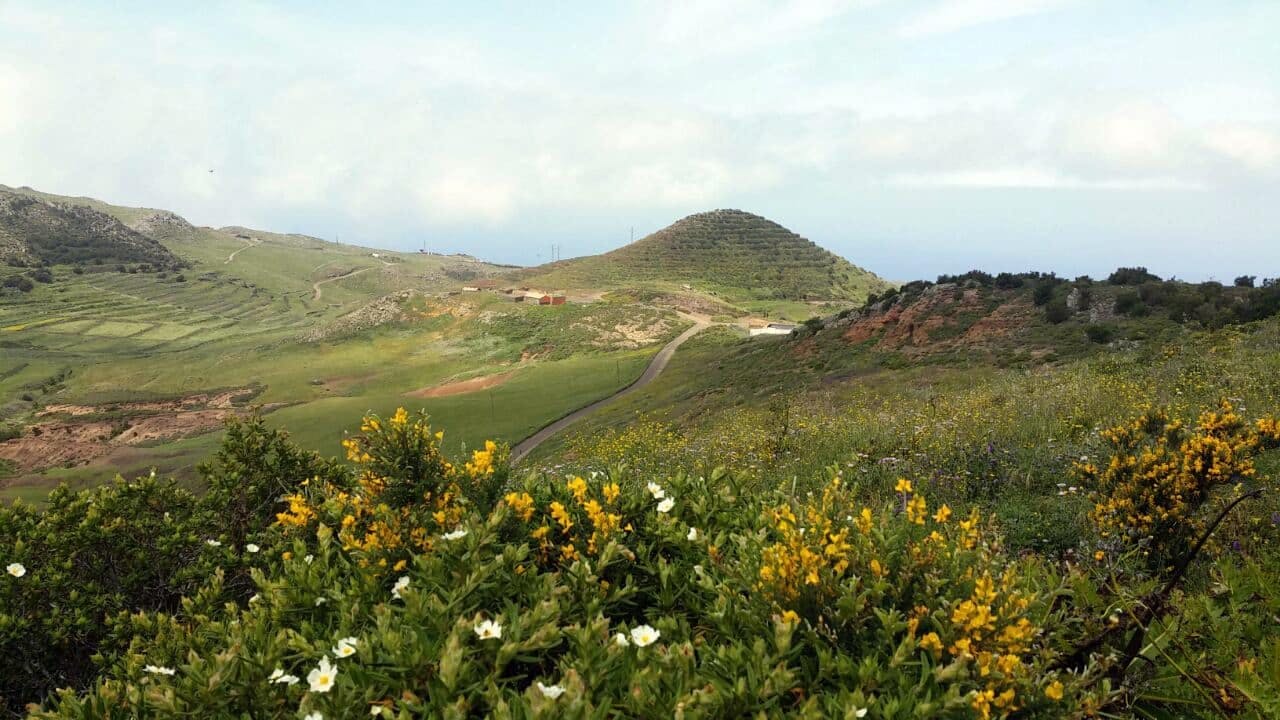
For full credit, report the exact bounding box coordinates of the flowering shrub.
[1078,401,1280,570]
[8,402,1279,718]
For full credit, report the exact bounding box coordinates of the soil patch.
[1,388,267,476]
[406,371,514,399]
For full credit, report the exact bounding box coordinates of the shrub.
[1107,267,1161,285]
[0,478,208,713]
[1032,282,1055,306]
[1084,324,1113,344]
[1043,300,1070,324]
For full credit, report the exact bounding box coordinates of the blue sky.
[1,1,1277,281]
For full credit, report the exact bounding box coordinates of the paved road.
[511,318,709,463]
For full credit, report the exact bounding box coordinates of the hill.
[0,187,184,269]
[515,209,890,302]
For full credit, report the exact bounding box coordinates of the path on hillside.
[511,316,710,463]
[312,267,373,300]
[225,238,260,264]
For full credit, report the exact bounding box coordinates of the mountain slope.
[516,209,890,301]
[0,188,184,268]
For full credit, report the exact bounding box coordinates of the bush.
[1032,282,1055,306]
[1044,299,1070,324]
[0,478,208,713]
[1235,275,1256,288]
[1107,267,1162,285]
[1084,324,1113,344]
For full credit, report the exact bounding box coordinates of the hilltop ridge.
[515,209,890,302]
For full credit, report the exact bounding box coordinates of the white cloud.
[886,167,1205,190]
[1202,126,1280,173]
[899,0,1080,38]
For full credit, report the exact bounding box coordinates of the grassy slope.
[1,190,688,499]
[512,209,891,308]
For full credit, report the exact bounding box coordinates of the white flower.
[249,594,260,603]
[852,708,868,718]
[268,668,299,685]
[332,637,358,658]
[630,624,660,647]
[307,656,338,692]
[474,619,503,640]
[205,539,221,547]
[304,554,314,564]
[315,597,328,607]
[370,706,387,716]
[143,664,176,675]
[245,543,260,553]
[6,563,25,578]
[686,527,698,541]
[613,632,630,647]
[441,528,468,541]
[304,713,323,720]
[392,575,410,600]
[656,497,675,513]
[646,482,665,499]
[536,682,565,699]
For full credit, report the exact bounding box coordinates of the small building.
[537,294,567,305]
[749,322,797,337]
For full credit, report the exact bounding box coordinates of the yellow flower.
[550,502,574,534]
[933,504,952,523]
[894,478,913,494]
[1045,680,1064,701]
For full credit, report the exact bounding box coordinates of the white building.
[749,323,798,337]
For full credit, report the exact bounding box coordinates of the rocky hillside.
[515,209,890,301]
[0,188,184,268]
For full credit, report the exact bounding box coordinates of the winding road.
[511,316,710,463]
[312,267,373,300]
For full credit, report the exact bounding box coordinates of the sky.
[1,1,1278,282]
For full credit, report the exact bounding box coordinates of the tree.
[1108,267,1161,285]
[1234,275,1256,288]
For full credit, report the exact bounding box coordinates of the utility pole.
[630,226,634,243]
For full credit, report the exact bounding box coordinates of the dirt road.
[511,317,710,463]
[312,267,373,300]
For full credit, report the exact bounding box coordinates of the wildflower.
[315,597,328,607]
[6,563,25,578]
[474,619,503,640]
[630,624,660,647]
[143,665,176,675]
[307,657,338,692]
[332,637,358,658]
[441,528,468,541]
[305,713,323,720]
[268,668,299,685]
[614,632,630,647]
[851,708,868,718]
[205,539,222,547]
[304,554,314,564]
[894,478,913,494]
[1046,680,1064,701]
[933,504,952,523]
[687,527,698,541]
[245,543,260,553]
[392,575,410,599]
[646,482,666,500]
[536,682,565,699]
[249,594,261,603]
[657,497,675,513]
[780,609,800,625]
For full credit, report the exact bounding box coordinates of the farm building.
[749,323,797,337]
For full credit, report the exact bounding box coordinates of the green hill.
[515,209,890,302]
[0,187,184,269]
